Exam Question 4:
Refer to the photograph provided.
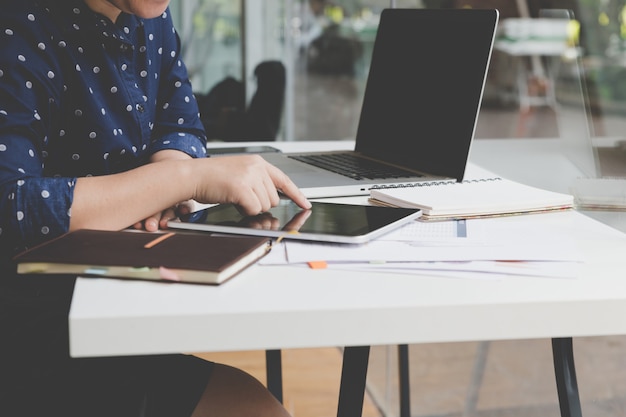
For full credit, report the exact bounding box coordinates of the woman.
[0,0,308,415]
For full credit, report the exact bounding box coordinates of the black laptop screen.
[355,8,498,181]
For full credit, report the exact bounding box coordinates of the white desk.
[470,138,626,233]
[69,138,626,417]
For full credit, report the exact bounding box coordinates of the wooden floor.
[197,335,626,417]
[195,348,382,417]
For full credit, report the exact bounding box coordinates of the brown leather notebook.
[13,229,271,285]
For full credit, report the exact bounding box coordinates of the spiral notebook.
[369,176,574,221]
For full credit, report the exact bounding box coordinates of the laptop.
[262,8,499,198]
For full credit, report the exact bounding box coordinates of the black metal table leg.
[552,338,583,417]
[398,344,411,417]
[337,346,371,417]
[266,349,283,404]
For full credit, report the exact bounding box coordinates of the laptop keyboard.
[289,153,422,180]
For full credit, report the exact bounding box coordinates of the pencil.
[144,232,175,249]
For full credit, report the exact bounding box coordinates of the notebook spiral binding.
[370,177,502,189]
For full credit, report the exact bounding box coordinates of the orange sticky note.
[307,261,327,269]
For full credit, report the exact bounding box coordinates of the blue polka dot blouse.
[0,1,207,256]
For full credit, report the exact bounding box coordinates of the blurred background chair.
[196,60,286,141]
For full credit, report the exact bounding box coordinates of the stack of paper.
[260,212,595,280]
[571,177,626,209]
[369,176,574,221]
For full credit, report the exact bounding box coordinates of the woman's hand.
[190,154,311,216]
[72,151,310,233]
[133,207,174,232]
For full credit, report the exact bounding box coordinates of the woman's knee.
[191,363,291,417]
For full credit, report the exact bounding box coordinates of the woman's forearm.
[70,159,194,231]
[70,154,310,232]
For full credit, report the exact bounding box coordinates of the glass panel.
[171,0,626,145]
[174,0,243,94]
[290,1,390,140]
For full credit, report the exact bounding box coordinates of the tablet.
[206,145,282,156]
[168,200,421,244]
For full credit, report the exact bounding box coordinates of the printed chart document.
[278,238,580,264]
[369,176,574,221]
[326,260,580,280]
[260,211,609,280]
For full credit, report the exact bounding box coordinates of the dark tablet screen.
[169,200,421,244]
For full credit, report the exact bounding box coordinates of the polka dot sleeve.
[150,132,207,159]
[0,131,75,253]
[12,177,75,249]
[150,10,207,155]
